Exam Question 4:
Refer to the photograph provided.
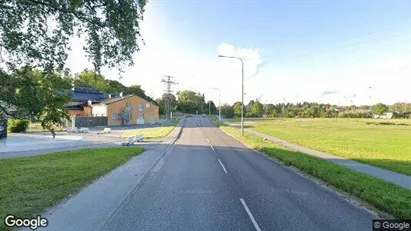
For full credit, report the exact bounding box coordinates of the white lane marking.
[218,159,227,173]
[240,198,261,231]
[210,145,215,152]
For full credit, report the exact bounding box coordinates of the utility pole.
[161,75,178,120]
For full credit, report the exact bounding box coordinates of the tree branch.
[22,0,105,28]
[0,103,15,118]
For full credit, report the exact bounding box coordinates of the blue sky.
[66,0,411,106]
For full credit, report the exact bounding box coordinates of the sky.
[65,0,411,106]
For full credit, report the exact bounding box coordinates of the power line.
[161,75,178,119]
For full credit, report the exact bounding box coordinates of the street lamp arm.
[218,54,245,136]
[218,55,244,62]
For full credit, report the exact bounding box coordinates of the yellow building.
[92,95,159,126]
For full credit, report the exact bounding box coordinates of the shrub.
[7,119,30,133]
[220,104,234,118]
[338,110,372,118]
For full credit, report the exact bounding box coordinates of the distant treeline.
[217,101,411,119]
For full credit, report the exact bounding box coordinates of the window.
[138,104,144,111]
[112,113,119,120]
[123,113,131,120]
[146,103,151,108]
[138,114,144,120]
[126,102,131,108]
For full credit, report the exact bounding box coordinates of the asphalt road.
[101,116,374,231]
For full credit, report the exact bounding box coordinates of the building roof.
[100,95,134,105]
[70,87,110,103]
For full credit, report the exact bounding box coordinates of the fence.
[73,116,108,128]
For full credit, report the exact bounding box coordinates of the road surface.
[101,116,374,231]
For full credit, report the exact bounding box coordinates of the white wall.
[92,105,107,116]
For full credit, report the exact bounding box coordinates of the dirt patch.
[366,122,409,126]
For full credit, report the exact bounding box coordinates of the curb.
[97,117,186,230]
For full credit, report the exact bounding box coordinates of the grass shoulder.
[0,147,144,230]
[241,118,411,176]
[122,120,181,140]
[220,125,411,219]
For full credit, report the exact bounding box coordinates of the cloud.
[217,43,263,78]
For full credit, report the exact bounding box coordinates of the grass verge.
[123,118,181,140]
[248,118,411,176]
[0,147,144,230]
[123,125,176,140]
[220,125,411,219]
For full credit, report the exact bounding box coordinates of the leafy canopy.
[73,70,156,103]
[0,67,71,130]
[371,103,389,115]
[0,0,147,74]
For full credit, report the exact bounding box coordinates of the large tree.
[371,103,388,115]
[246,100,255,114]
[176,90,206,114]
[206,100,217,115]
[220,104,234,118]
[263,104,275,117]
[73,70,155,103]
[0,0,146,74]
[0,1,147,132]
[251,101,264,117]
[233,101,243,117]
[0,67,71,130]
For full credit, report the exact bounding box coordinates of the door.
[150,116,155,125]
[137,114,145,124]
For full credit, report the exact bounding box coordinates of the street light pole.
[218,55,244,136]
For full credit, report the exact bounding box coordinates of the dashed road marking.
[240,198,261,231]
[218,159,227,173]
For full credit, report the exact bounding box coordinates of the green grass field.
[220,125,411,219]
[0,147,144,231]
[242,118,411,176]
[123,125,176,139]
[26,122,66,132]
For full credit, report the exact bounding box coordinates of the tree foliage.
[389,102,411,113]
[233,102,243,117]
[73,70,155,103]
[176,90,208,114]
[371,103,388,115]
[251,101,263,117]
[220,104,234,118]
[0,67,71,131]
[0,0,147,74]
[207,101,217,115]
